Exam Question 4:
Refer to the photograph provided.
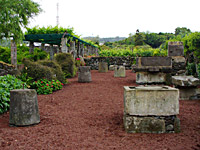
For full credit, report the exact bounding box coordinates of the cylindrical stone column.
[78,66,92,83]
[9,89,40,126]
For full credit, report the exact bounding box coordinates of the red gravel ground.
[0,70,200,150]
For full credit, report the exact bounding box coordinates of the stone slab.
[124,86,179,116]
[114,66,126,77]
[136,72,166,84]
[172,76,200,87]
[134,57,172,73]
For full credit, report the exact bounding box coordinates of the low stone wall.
[84,57,135,70]
[0,61,15,76]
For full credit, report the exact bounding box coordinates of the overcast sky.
[29,0,200,38]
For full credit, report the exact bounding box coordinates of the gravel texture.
[0,70,200,150]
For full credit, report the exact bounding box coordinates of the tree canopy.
[0,0,42,42]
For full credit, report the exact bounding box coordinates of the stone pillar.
[9,89,40,126]
[168,42,184,57]
[50,44,54,60]
[80,44,84,57]
[95,48,99,56]
[61,38,68,53]
[69,41,76,58]
[29,41,34,54]
[11,40,17,68]
[77,42,80,57]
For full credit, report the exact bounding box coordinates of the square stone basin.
[124,86,179,116]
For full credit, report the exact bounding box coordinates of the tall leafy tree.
[0,0,42,42]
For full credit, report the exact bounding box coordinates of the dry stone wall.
[84,57,135,70]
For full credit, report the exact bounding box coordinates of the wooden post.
[29,41,34,53]
[11,40,17,68]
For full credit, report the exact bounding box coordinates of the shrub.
[55,53,77,78]
[0,74,27,114]
[22,59,55,81]
[30,78,63,95]
[186,63,196,76]
[38,60,66,83]
[0,46,11,63]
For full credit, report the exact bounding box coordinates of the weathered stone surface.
[124,115,180,133]
[114,66,126,77]
[84,57,135,70]
[109,65,117,71]
[168,42,184,57]
[136,72,166,84]
[171,56,186,75]
[172,76,200,87]
[178,87,200,100]
[134,57,172,73]
[98,62,108,73]
[9,89,40,126]
[78,66,92,83]
[124,86,179,116]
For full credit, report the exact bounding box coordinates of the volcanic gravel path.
[0,70,200,150]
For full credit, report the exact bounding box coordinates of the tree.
[175,27,191,37]
[134,31,145,46]
[0,0,42,42]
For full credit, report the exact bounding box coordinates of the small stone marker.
[98,62,108,73]
[109,65,117,71]
[114,66,126,77]
[78,66,92,83]
[9,89,40,126]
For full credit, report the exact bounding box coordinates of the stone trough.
[123,86,180,133]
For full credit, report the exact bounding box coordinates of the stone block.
[168,42,184,57]
[179,87,200,100]
[134,57,172,73]
[114,66,126,77]
[98,62,108,73]
[124,86,179,116]
[172,76,200,87]
[136,72,166,84]
[78,66,92,83]
[109,65,117,71]
[9,89,40,126]
[124,115,180,133]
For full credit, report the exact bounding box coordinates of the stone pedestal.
[168,42,184,57]
[123,86,180,133]
[114,66,126,77]
[136,72,167,84]
[98,62,108,73]
[9,89,40,126]
[78,66,91,83]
